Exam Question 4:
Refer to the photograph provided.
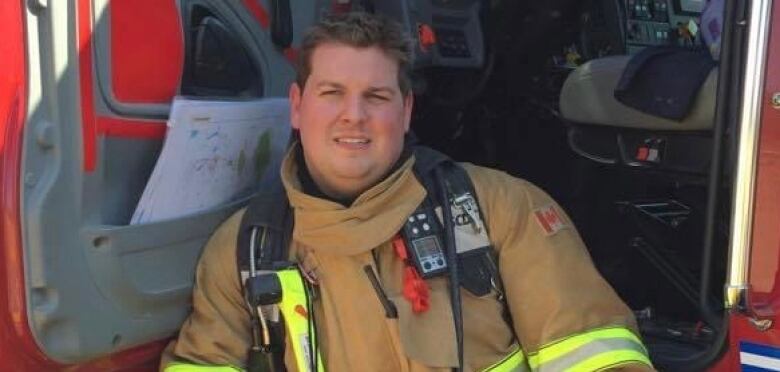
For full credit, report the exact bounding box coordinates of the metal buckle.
[453,193,483,233]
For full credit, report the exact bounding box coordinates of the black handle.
[271,0,293,49]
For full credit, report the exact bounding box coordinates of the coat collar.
[280,144,426,255]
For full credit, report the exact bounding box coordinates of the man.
[162,13,654,372]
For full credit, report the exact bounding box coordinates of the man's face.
[290,42,413,199]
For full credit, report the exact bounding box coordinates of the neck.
[306,167,373,202]
[294,151,362,205]
[294,144,411,204]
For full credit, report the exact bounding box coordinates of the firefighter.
[161,12,654,372]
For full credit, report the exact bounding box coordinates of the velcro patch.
[533,205,567,236]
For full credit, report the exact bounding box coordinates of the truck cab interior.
[19,0,745,370]
[407,0,734,370]
[402,0,731,369]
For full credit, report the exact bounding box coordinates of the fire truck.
[0,0,778,370]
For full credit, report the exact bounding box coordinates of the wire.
[256,305,271,348]
[250,227,273,347]
[302,268,318,372]
[247,226,273,372]
[249,227,259,276]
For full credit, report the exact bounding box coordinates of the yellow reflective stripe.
[276,268,324,372]
[528,327,651,371]
[483,346,530,372]
[163,362,241,372]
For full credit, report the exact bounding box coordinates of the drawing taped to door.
[131,98,291,225]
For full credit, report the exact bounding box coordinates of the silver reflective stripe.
[537,337,647,371]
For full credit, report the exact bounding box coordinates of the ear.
[289,82,302,130]
[402,92,414,132]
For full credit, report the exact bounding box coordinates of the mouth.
[334,137,370,145]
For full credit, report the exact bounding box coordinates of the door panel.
[21,0,322,363]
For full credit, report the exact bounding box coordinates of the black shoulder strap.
[414,146,512,356]
[412,145,480,203]
[237,175,292,372]
[411,145,452,192]
[412,146,501,298]
[237,174,294,274]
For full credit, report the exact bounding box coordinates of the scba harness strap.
[236,146,509,372]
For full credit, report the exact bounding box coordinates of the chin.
[332,168,374,181]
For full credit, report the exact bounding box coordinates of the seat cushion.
[559,55,717,131]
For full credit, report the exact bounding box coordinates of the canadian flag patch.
[533,205,567,236]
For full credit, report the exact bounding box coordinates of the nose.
[340,94,367,125]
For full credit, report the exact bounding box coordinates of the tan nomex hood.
[281,146,426,256]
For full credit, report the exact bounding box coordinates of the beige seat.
[559,55,717,131]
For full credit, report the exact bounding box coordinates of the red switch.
[418,23,436,52]
[636,146,649,161]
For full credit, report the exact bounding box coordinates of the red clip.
[294,304,308,319]
[403,266,430,313]
[392,235,408,260]
[392,234,430,313]
[636,146,649,161]
[418,23,437,52]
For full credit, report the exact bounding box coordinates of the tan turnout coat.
[163,148,650,371]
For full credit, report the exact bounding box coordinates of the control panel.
[625,0,704,52]
[436,28,472,59]
[373,0,485,68]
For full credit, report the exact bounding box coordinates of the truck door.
[13,0,324,366]
[713,0,780,371]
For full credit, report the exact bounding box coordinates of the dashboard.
[625,0,705,52]
[370,0,706,68]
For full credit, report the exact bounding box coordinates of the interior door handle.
[271,0,293,49]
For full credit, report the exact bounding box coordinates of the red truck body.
[1,0,778,370]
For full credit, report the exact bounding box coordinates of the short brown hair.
[295,12,413,96]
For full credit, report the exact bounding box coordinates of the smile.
[334,138,370,144]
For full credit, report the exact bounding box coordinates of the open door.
[19,0,322,363]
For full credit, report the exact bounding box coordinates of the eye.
[367,93,390,102]
[320,90,342,96]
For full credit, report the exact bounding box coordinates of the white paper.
[131,97,291,225]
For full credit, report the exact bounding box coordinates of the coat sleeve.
[161,209,252,369]
[464,164,654,371]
